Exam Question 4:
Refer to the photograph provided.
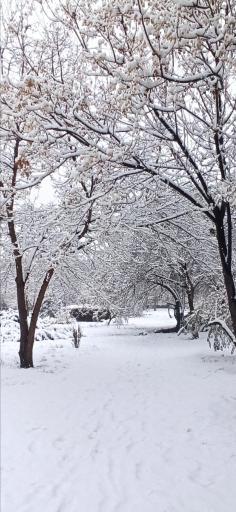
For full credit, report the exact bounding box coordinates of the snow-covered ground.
[1,310,236,512]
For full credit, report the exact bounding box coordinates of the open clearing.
[1,310,236,512]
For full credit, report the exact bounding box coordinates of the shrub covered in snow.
[0,309,73,343]
[207,320,236,354]
[68,304,110,323]
[0,310,20,343]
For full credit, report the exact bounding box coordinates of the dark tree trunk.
[181,263,194,313]
[7,202,32,367]
[21,268,54,368]
[17,273,31,368]
[214,204,236,337]
[186,289,194,314]
[12,237,54,368]
[174,300,183,331]
[220,261,236,336]
[19,340,33,368]
[5,139,34,367]
[185,275,194,314]
[5,139,56,367]
[7,208,36,368]
[8,204,56,366]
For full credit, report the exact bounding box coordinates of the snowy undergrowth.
[0,309,73,343]
[1,310,236,512]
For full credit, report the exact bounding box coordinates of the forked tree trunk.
[6,140,55,367]
[18,268,54,368]
[6,203,33,367]
[10,220,54,367]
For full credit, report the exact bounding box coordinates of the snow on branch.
[208,319,236,354]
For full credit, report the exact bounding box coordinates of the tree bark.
[9,210,54,367]
[16,268,30,368]
[220,263,236,336]
[182,263,195,313]
[214,205,236,337]
[174,300,183,331]
[186,289,194,314]
[20,268,55,368]
[7,202,31,367]
[180,263,194,314]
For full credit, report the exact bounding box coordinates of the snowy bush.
[0,310,20,343]
[68,305,110,322]
[0,310,73,343]
[178,302,236,354]
[178,309,208,339]
[207,320,236,354]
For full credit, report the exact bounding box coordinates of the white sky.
[30,176,56,205]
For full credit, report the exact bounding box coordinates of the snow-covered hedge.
[68,304,110,322]
[0,310,73,343]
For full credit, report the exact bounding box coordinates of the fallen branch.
[154,326,178,334]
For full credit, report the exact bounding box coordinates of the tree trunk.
[8,218,54,367]
[17,274,31,368]
[214,205,236,337]
[174,300,183,331]
[19,339,33,368]
[16,268,54,368]
[221,264,236,336]
[7,211,35,367]
[186,288,194,314]
[23,268,55,368]
[154,298,183,333]
[181,263,194,313]
[5,140,55,367]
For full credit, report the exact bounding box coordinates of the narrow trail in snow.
[2,313,236,512]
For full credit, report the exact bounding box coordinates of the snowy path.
[1,312,236,512]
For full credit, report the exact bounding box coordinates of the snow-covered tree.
[46,0,235,340]
[71,180,222,332]
[1,0,236,362]
[0,6,106,366]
